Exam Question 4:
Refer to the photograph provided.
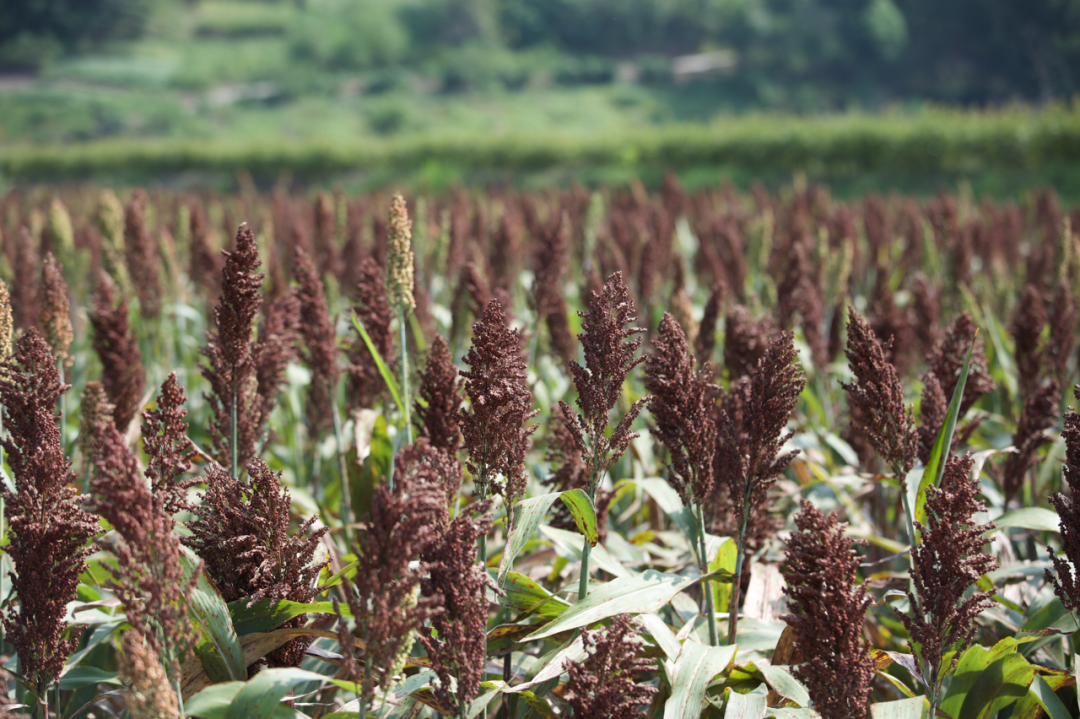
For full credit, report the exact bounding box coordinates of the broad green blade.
[499,493,563,584]
[525,570,706,641]
[559,488,598,546]
[664,640,738,719]
[181,547,246,682]
[225,668,328,719]
[228,599,343,636]
[870,697,925,719]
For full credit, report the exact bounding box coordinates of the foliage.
[0,177,1077,718]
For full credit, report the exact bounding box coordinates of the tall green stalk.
[332,403,352,541]
[695,502,719,646]
[728,493,751,644]
[229,392,238,479]
[400,319,412,446]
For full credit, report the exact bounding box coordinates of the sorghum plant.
[184,459,327,669]
[841,307,919,480]
[347,257,395,410]
[459,298,537,558]
[694,280,726,366]
[252,289,301,449]
[781,500,874,719]
[89,419,197,689]
[645,312,719,643]
[89,271,146,433]
[565,614,658,719]
[386,194,416,444]
[117,631,181,719]
[414,335,462,456]
[560,271,647,598]
[419,500,496,718]
[543,401,614,543]
[200,223,264,475]
[141,373,199,516]
[37,253,72,370]
[293,246,339,438]
[338,458,445,715]
[902,453,997,715]
[1048,386,1080,613]
[124,189,162,320]
[716,330,805,642]
[0,331,97,698]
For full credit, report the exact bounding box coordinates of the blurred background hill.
[2,0,1080,190]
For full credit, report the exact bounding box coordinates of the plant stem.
[728,493,751,645]
[332,402,352,544]
[695,502,718,646]
[230,391,238,479]
[399,316,412,446]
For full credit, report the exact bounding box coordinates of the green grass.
[4,105,1080,196]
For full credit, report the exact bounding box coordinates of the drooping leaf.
[760,664,810,708]
[57,666,120,690]
[524,570,706,641]
[916,334,976,526]
[724,688,767,719]
[1023,673,1074,719]
[482,681,558,718]
[539,525,631,578]
[664,640,738,719]
[180,546,246,683]
[225,668,329,719]
[957,652,1035,719]
[499,493,563,584]
[987,508,1060,535]
[559,488,598,546]
[869,697,925,719]
[499,571,571,620]
[229,598,343,636]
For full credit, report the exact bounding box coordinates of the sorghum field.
[0,179,1078,719]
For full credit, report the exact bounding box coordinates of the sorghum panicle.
[89,271,146,433]
[781,500,875,719]
[565,614,658,719]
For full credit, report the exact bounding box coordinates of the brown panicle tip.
[841,307,917,481]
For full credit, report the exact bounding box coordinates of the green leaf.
[318,557,360,592]
[524,569,706,641]
[185,681,246,719]
[760,665,810,707]
[870,697,925,719]
[634,478,697,545]
[351,413,392,524]
[499,571,571,620]
[539,525,630,578]
[709,536,737,613]
[181,546,246,682]
[57,666,120,690]
[916,332,976,526]
[941,638,1021,718]
[228,599,342,636]
[725,689,767,719]
[664,640,738,719]
[225,668,329,719]
[499,493,563,584]
[988,508,1060,535]
[957,652,1035,719]
[1027,674,1073,719]
[482,681,558,718]
[559,488,598,547]
[351,312,405,417]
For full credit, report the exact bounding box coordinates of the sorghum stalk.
[717,331,805,644]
